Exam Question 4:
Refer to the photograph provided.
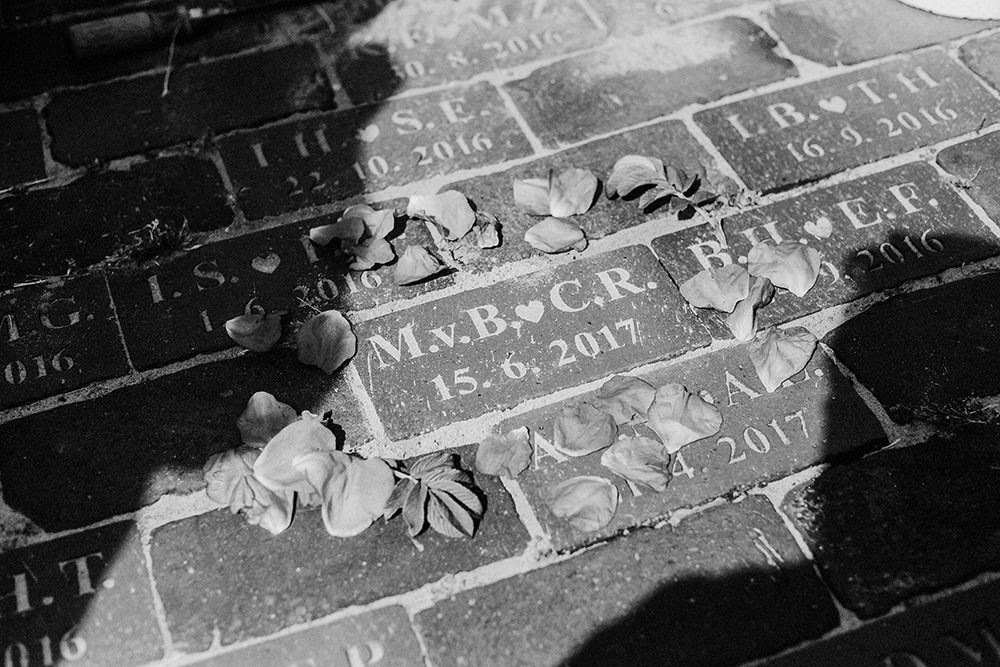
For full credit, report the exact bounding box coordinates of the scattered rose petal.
[243,476,295,535]
[296,309,357,374]
[680,264,750,313]
[407,191,476,240]
[225,312,282,352]
[393,245,445,285]
[592,375,656,425]
[748,326,818,393]
[600,436,671,492]
[476,426,532,477]
[309,217,364,247]
[524,217,587,253]
[346,204,395,242]
[553,403,617,456]
[647,383,723,453]
[726,276,775,342]
[513,177,551,216]
[605,155,666,198]
[549,168,598,218]
[237,391,297,447]
[747,241,821,297]
[203,446,258,506]
[253,412,339,496]
[350,237,395,271]
[315,454,395,537]
[545,475,619,532]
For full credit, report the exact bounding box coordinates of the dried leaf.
[225,312,282,352]
[549,168,598,217]
[592,375,656,425]
[545,475,619,532]
[393,245,445,285]
[553,403,618,456]
[252,412,339,496]
[384,478,413,520]
[680,265,750,313]
[407,191,476,240]
[410,451,454,476]
[476,426,532,477]
[726,276,774,342]
[296,309,357,374]
[237,391,297,448]
[402,481,428,537]
[600,436,671,492]
[317,455,396,537]
[647,383,723,453]
[513,177,551,216]
[748,326,818,393]
[524,217,587,253]
[203,446,259,506]
[747,241,821,297]
[605,155,666,198]
[637,184,679,211]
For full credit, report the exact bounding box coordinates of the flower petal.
[549,168,598,217]
[237,391,297,447]
[393,245,445,285]
[252,412,339,495]
[513,177,552,216]
[319,455,396,537]
[748,326,818,393]
[600,436,671,492]
[407,191,476,240]
[680,264,750,313]
[545,475,619,532]
[726,276,775,342]
[524,217,587,253]
[203,446,258,505]
[605,155,666,198]
[475,426,532,477]
[345,204,395,241]
[244,476,295,535]
[647,383,722,453]
[349,237,395,271]
[747,241,821,297]
[309,217,364,247]
[225,313,282,352]
[296,310,357,374]
[591,375,656,425]
[553,403,617,456]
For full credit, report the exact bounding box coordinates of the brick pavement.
[1,1,999,665]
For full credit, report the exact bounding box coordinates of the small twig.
[393,469,417,481]
[296,297,323,314]
[161,19,183,98]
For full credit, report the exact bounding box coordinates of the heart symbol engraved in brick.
[803,216,833,239]
[356,124,380,143]
[251,252,281,274]
[514,300,545,323]
[817,96,848,113]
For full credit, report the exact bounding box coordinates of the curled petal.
[237,391,297,447]
[319,455,396,537]
[600,436,671,492]
[647,383,723,454]
[203,446,258,505]
[726,276,775,342]
[513,177,551,216]
[592,375,656,425]
[548,168,598,217]
[343,204,395,241]
[407,191,476,240]
[296,310,357,374]
[747,241,821,297]
[476,426,532,477]
[309,217,364,247]
[553,403,617,456]
[748,326,818,393]
[680,264,750,313]
[253,412,339,495]
[605,155,666,198]
[349,237,395,271]
[243,477,295,535]
[524,217,587,253]
[545,475,619,532]
[393,245,445,285]
[225,313,282,352]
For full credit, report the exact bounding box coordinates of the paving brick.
[0,109,45,190]
[45,44,334,165]
[108,210,442,370]
[588,0,755,36]
[448,120,735,272]
[189,606,423,666]
[960,31,1000,94]
[501,344,885,551]
[822,273,1000,425]
[219,81,532,220]
[504,17,795,149]
[695,50,999,193]
[783,424,1000,619]
[938,131,1000,224]
[150,445,528,651]
[417,496,837,666]
[330,0,606,105]
[769,0,995,67]
[0,521,163,666]
[354,245,710,439]
[0,155,232,288]
[762,578,1000,667]
[652,162,1000,339]
[0,273,128,410]
[0,349,368,531]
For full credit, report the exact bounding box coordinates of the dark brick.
[501,344,885,551]
[589,0,755,36]
[695,50,999,192]
[0,349,369,531]
[0,521,163,666]
[652,162,1000,338]
[449,120,736,273]
[219,81,532,220]
[783,424,1000,619]
[0,109,45,190]
[45,44,334,165]
[762,578,1000,667]
[504,17,795,148]
[417,496,838,666]
[108,210,443,370]
[189,606,423,666]
[938,131,1000,224]
[0,155,232,288]
[354,245,710,439]
[150,445,529,651]
[822,273,1000,425]
[960,29,1000,96]
[0,273,128,409]
[770,0,995,66]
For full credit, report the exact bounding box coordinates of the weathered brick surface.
[589,0,755,36]
[0,273,129,409]
[0,155,232,288]
[0,521,163,666]
[695,51,998,192]
[417,496,838,666]
[938,131,1000,224]
[108,209,441,370]
[354,245,710,439]
[783,424,1000,619]
[150,446,528,651]
[652,162,1000,339]
[0,349,368,531]
[769,0,995,66]
[822,273,1000,425]
[0,109,45,190]
[501,344,885,551]
[960,32,1000,94]
[505,17,795,148]
[219,81,532,220]
[45,44,334,165]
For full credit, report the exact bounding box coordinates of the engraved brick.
[354,245,710,439]
[417,497,838,666]
[0,273,128,409]
[45,45,334,165]
[108,209,443,370]
[505,17,795,148]
[189,606,423,666]
[219,81,532,220]
[694,51,999,192]
[0,521,163,666]
[782,424,1000,619]
[937,131,1000,224]
[150,446,528,651]
[501,344,885,551]
[0,109,45,190]
[588,0,755,36]
[652,162,1000,337]
[0,350,368,531]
